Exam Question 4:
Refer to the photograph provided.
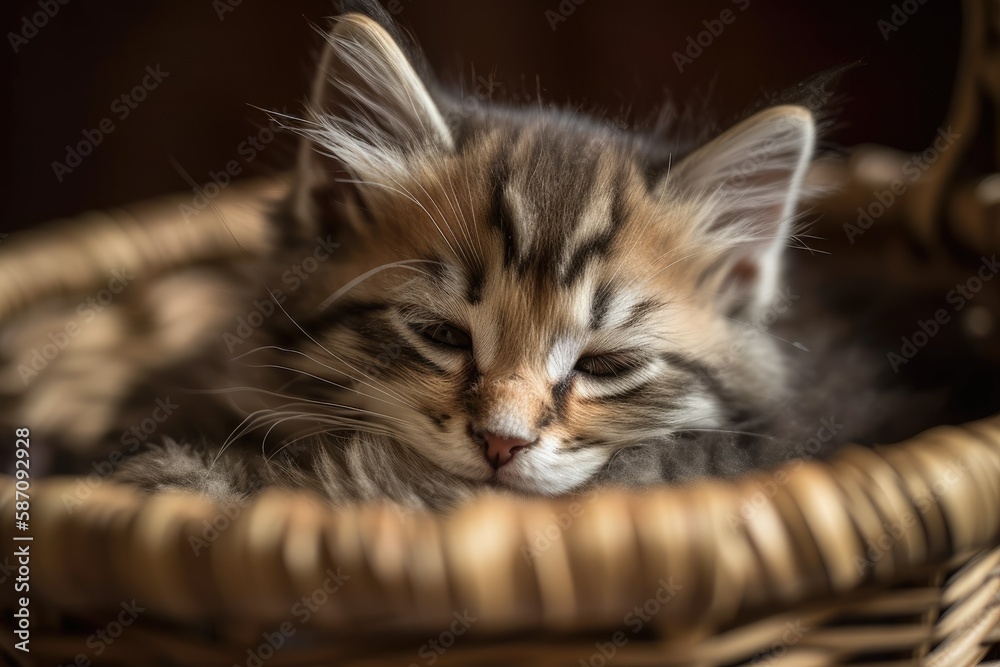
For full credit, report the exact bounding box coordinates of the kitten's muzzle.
[471,429,535,470]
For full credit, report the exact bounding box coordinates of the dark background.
[1,0,961,232]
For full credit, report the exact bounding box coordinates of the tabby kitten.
[120,3,820,509]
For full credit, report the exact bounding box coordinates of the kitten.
[118,2,825,509]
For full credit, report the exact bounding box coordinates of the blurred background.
[0,0,961,233]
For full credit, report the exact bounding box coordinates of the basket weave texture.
[1,421,1000,665]
[4,0,1000,664]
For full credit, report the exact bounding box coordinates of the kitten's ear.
[660,105,815,312]
[293,9,453,225]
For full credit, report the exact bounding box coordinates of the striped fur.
[119,6,819,507]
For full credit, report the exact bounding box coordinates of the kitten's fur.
[117,3,829,509]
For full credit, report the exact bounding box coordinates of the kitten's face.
[310,127,740,494]
[280,12,814,495]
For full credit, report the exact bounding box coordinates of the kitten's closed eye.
[416,322,472,350]
[289,21,815,494]
[241,6,821,501]
[574,353,643,378]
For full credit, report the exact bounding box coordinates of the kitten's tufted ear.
[293,8,453,226]
[660,105,816,313]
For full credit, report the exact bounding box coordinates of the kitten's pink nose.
[480,432,533,469]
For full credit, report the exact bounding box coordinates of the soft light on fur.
[118,5,823,508]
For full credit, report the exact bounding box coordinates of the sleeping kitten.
[118,3,825,509]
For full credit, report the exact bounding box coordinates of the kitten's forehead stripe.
[421,251,483,306]
[416,257,469,303]
[560,174,628,287]
[487,151,520,269]
[494,126,625,283]
[524,139,600,275]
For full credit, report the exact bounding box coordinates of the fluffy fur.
[116,4,837,508]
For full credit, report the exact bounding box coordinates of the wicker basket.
[3,1,1000,665]
[2,430,1000,666]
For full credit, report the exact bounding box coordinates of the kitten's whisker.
[459,162,488,261]
[213,411,265,465]
[213,396,404,466]
[203,239,429,415]
[181,383,386,408]
[214,408,307,468]
[245,410,367,455]
[262,419,425,464]
[234,338,421,411]
[314,258,434,312]
[718,313,809,351]
[258,346,421,409]
[677,428,780,441]
[225,359,414,409]
[644,246,723,283]
[344,176,466,267]
[431,160,483,264]
[266,400,407,424]
[258,412,329,454]
[399,174,477,271]
[182,379,414,426]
